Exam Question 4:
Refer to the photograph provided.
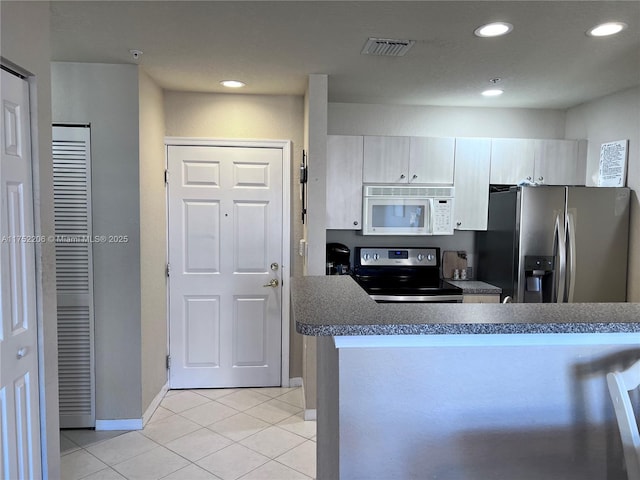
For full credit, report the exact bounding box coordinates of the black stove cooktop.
[354,277,462,296]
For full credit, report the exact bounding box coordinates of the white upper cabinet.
[490,138,587,186]
[362,135,410,183]
[489,138,536,184]
[363,135,455,184]
[409,137,455,184]
[326,135,364,229]
[534,139,586,185]
[453,138,491,231]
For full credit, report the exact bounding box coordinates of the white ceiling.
[50,1,640,109]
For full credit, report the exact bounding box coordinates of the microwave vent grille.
[364,185,454,198]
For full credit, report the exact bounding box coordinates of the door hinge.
[164,169,169,185]
[166,263,170,277]
[166,355,171,369]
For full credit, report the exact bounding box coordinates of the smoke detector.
[361,38,415,57]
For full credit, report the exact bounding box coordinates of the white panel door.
[0,70,42,479]
[168,145,283,388]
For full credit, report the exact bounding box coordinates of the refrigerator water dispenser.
[523,256,555,303]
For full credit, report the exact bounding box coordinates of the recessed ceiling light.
[474,22,513,38]
[220,80,245,88]
[587,22,627,37]
[482,89,504,97]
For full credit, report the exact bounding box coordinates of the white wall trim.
[95,418,143,431]
[164,137,292,389]
[332,332,640,349]
[142,382,169,427]
[165,137,291,149]
[289,377,303,387]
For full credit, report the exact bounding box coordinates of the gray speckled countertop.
[446,280,502,295]
[291,275,640,336]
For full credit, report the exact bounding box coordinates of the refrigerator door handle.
[553,213,566,303]
[566,210,577,303]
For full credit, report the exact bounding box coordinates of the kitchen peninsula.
[292,275,640,480]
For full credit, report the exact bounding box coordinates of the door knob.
[16,347,27,359]
[271,263,279,271]
[263,279,279,288]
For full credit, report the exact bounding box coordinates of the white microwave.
[362,185,455,235]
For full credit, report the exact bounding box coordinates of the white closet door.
[53,125,95,428]
[1,68,42,480]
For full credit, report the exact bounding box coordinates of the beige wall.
[52,62,143,420]
[139,69,168,411]
[0,1,59,476]
[328,103,567,138]
[566,86,640,301]
[164,91,306,378]
[301,75,329,413]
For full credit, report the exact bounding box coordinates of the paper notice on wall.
[598,140,628,187]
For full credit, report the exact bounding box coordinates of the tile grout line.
[62,387,314,480]
[161,403,311,478]
[140,396,308,478]
[75,432,173,480]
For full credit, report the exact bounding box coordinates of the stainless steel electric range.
[352,247,463,303]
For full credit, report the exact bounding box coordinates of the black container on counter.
[326,243,351,275]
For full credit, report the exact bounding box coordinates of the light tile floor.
[60,387,316,480]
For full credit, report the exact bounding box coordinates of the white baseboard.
[95,382,169,431]
[95,418,143,431]
[289,377,303,387]
[143,382,169,427]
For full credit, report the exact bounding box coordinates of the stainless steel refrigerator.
[477,186,630,303]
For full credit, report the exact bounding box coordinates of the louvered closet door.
[53,125,95,428]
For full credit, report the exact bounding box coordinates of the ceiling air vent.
[361,37,415,57]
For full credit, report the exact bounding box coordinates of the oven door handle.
[370,294,463,303]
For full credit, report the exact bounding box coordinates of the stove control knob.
[416,254,424,262]
[427,254,435,262]
[363,253,370,261]
[373,253,380,260]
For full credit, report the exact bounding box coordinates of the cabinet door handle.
[353,221,358,226]
[412,174,418,180]
[400,174,406,179]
